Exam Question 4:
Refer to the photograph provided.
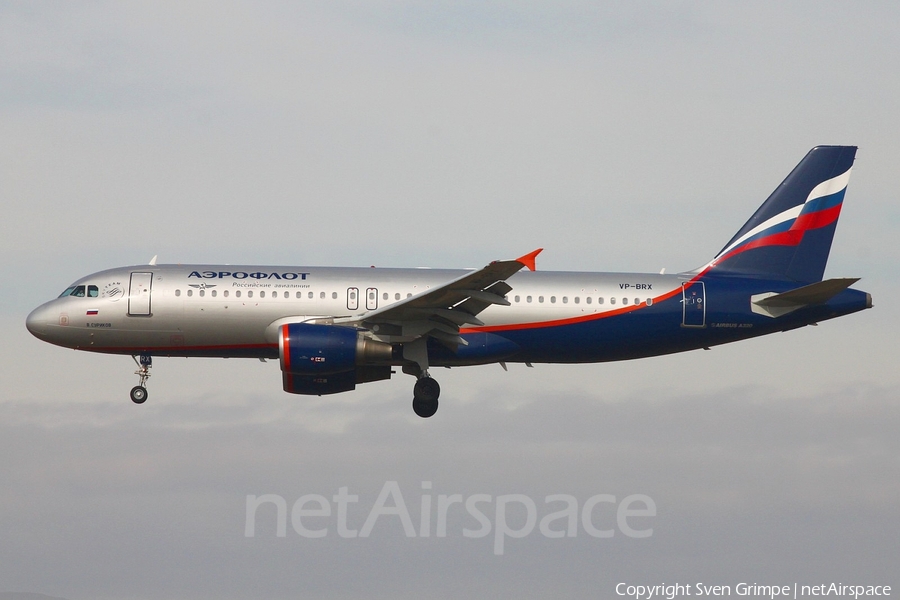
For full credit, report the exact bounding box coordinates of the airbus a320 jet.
[26,146,872,417]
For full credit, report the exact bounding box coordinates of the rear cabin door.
[681,282,706,327]
[128,272,153,316]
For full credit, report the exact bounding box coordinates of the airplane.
[26,146,872,418]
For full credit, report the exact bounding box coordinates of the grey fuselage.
[24,263,870,367]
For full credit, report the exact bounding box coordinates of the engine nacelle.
[279,323,392,375]
[282,366,393,396]
[278,323,393,395]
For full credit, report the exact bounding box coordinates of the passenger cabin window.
[224,290,229,298]
[175,289,181,297]
[211,290,217,297]
[248,291,253,298]
[395,293,401,300]
[260,291,265,298]
[332,292,338,299]
[187,289,193,297]
[236,291,241,298]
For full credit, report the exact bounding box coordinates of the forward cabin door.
[128,272,153,316]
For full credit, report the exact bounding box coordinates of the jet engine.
[278,323,393,395]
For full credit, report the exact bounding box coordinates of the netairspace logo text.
[616,582,892,600]
[245,481,656,555]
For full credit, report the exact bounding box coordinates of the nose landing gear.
[130,354,152,404]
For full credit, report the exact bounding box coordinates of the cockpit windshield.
[58,285,98,298]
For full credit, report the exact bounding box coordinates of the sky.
[1,2,898,599]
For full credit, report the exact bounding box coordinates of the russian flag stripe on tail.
[706,145,857,283]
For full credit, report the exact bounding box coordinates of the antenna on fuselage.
[149,255,158,266]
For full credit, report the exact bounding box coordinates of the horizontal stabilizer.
[751,277,859,318]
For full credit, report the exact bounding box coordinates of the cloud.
[0,383,897,599]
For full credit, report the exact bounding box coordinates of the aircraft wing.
[337,249,542,346]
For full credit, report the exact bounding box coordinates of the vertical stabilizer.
[707,146,856,283]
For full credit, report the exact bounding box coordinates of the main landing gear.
[412,373,440,418]
[130,354,152,404]
[403,339,441,418]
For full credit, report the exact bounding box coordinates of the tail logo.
[711,167,851,266]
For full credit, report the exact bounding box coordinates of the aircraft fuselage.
[26,264,870,365]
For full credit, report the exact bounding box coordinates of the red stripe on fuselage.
[460,284,688,334]
[85,342,276,353]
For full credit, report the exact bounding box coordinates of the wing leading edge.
[336,249,542,347]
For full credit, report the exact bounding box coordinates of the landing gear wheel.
[412,377,440,418]
[130,385,148,404]
[413,396,438,418]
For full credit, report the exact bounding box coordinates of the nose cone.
[26,303,52,338]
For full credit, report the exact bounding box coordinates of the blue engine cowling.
[279,323,359,376]
[278,323,393,395]
[282,366,392,395]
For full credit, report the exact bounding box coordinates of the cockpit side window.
[58,284,95,298]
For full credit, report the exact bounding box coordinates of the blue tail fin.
[706,145,857,283]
